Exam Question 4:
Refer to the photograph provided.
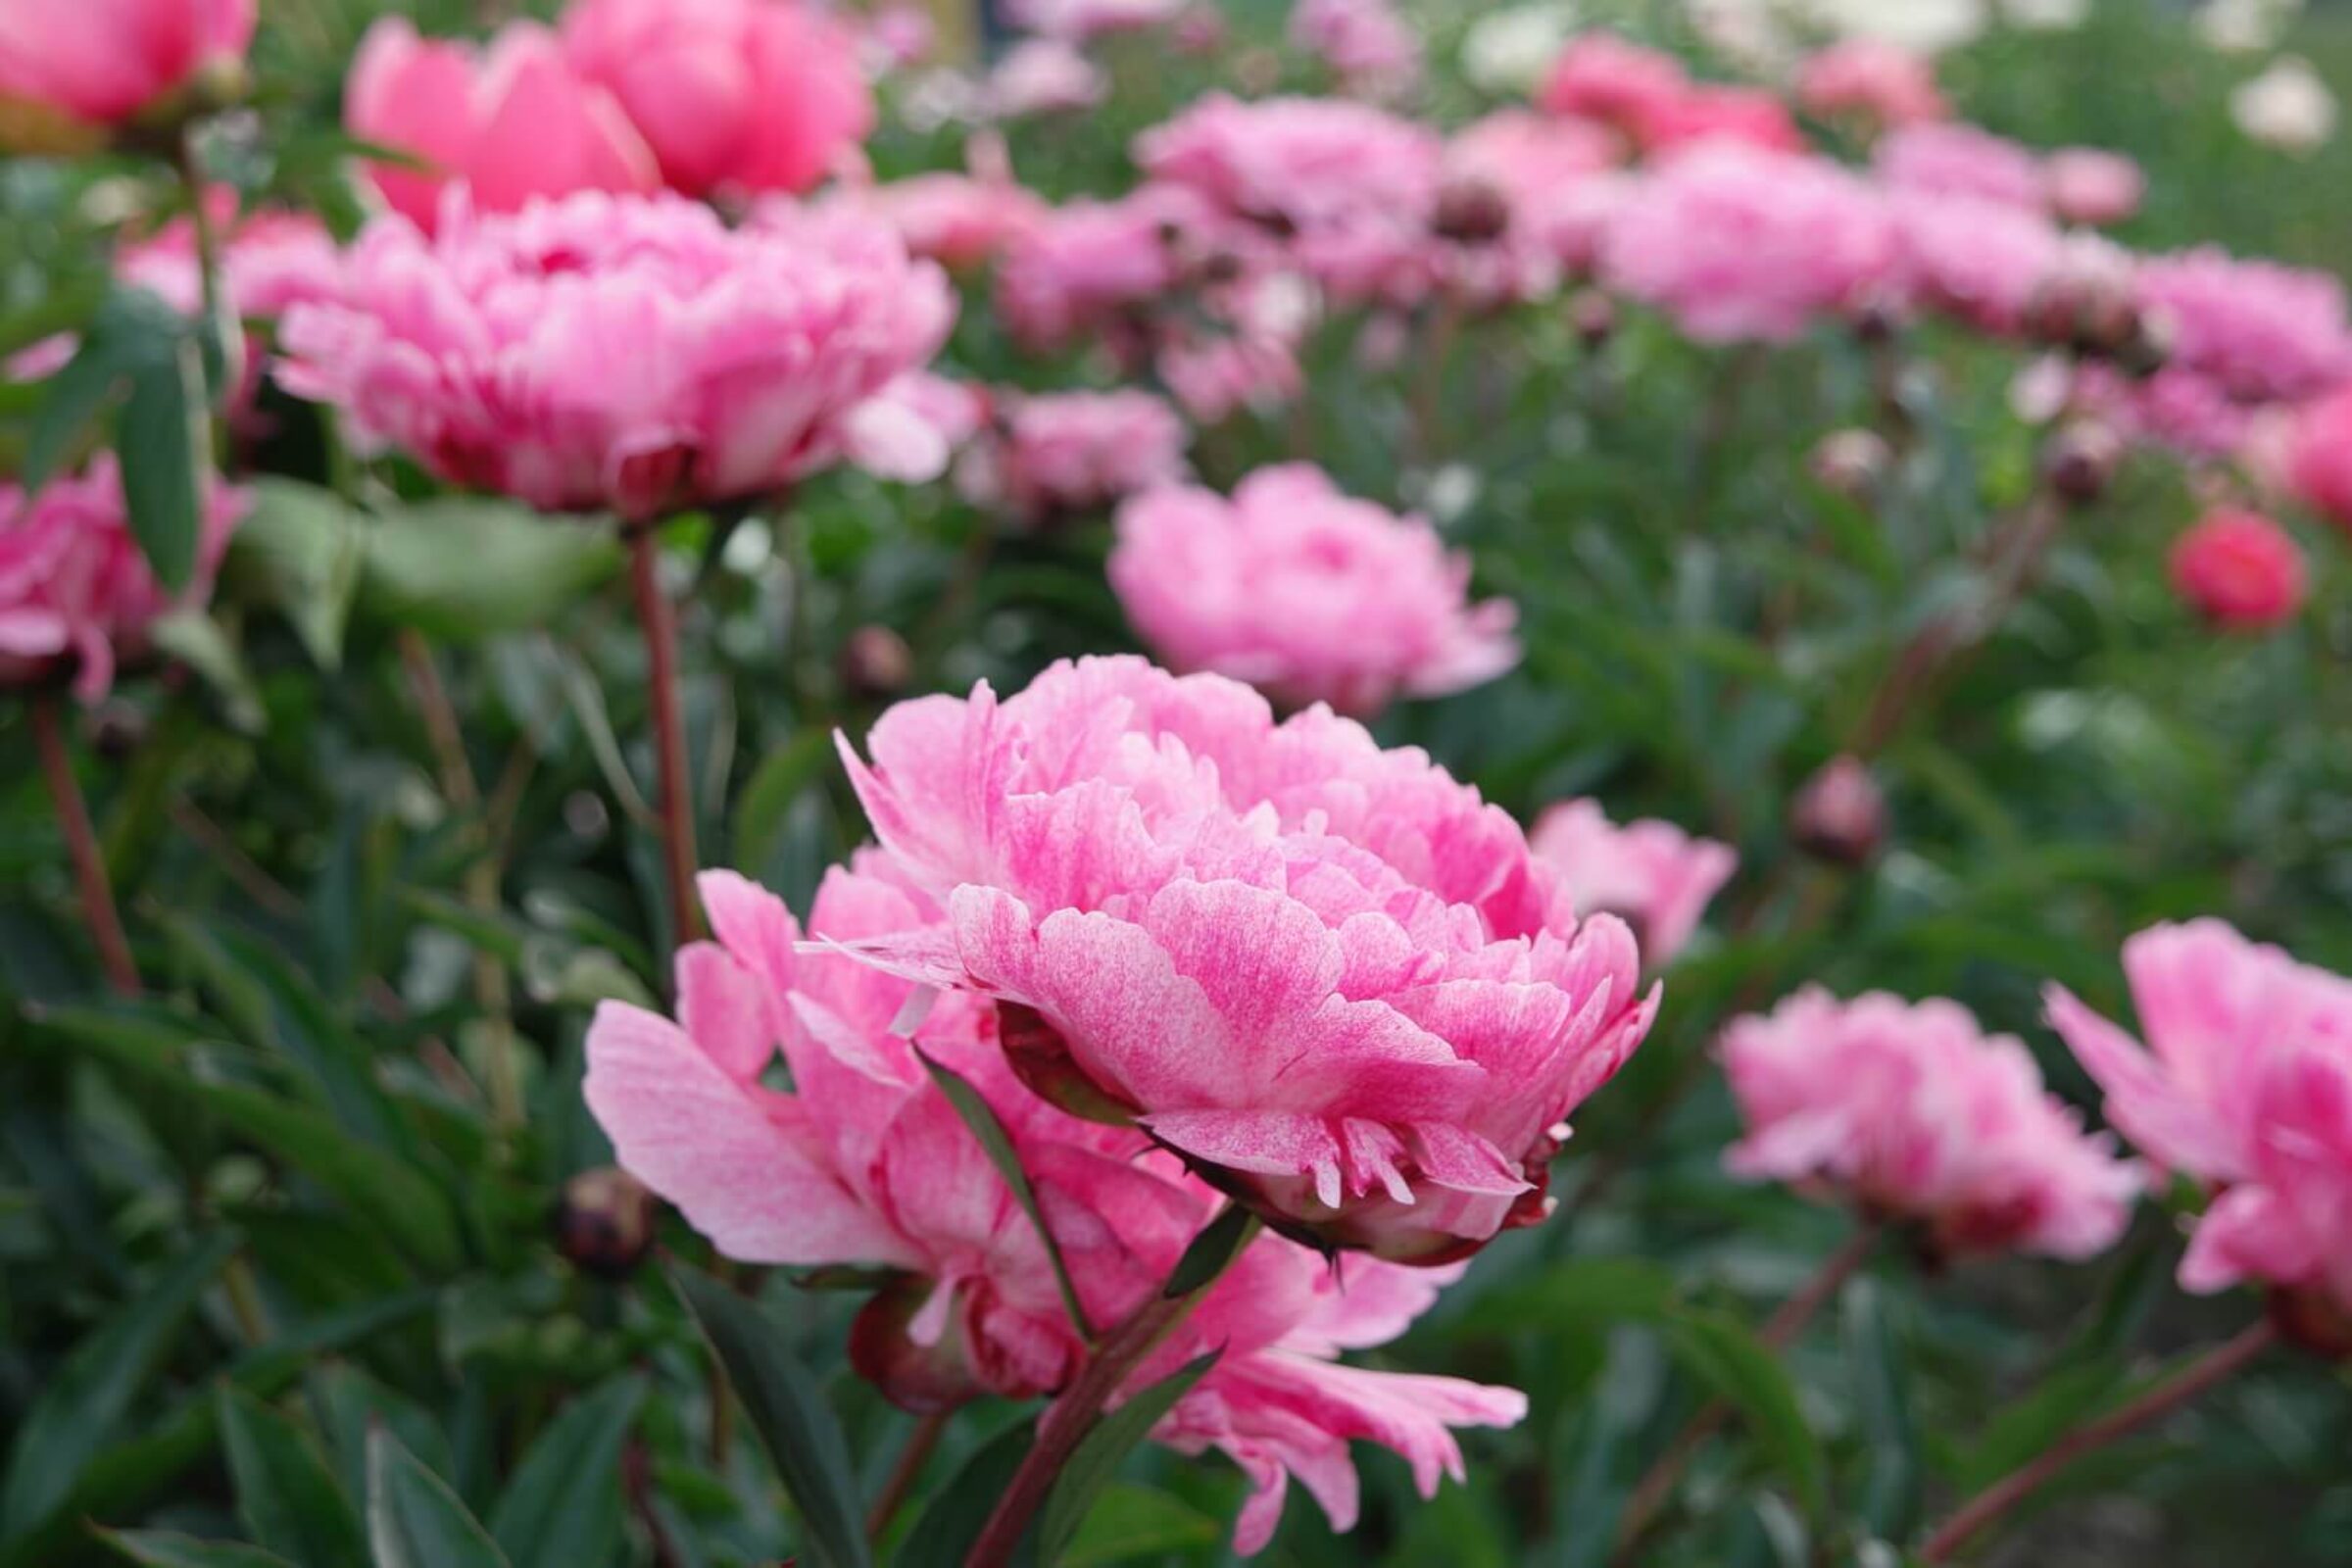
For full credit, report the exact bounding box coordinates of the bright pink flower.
[1634,84,1803,158]
[958,389,1190,519]
[2047,921,2352,1315]
[561,0,872,199]
[2043,147,2143,226]
[1601,146,1894,343]
[1724,988,2141,1260]
[1796,40,1947,130]
[1887,190,2063,335]
[1109,466,1520,716]
[1529,800,1735,965]
[1537,31,1686,133]
[275,191,953,518]
[0,0,254,129]
[0,457,246,703]
[1004,0,1186,39]
[2168,508,2307,631]
[836,656,1654,1260]
[345,19,658,232]
[2285,384,2352,532]
[823,172,1049,270]
[2134,247,2352,409]
[1289,0,1423,99]
[1875,122,2046,210]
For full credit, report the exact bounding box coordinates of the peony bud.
[2042,419,2126,507]
[1568,289,1619,350]
[1432,177,1512,246]
[1810,429,1892,499]
[1790,755,1887,866]
[838,624,915,704]
[553,1166,658,1280]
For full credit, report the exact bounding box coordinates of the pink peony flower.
[1886,190,2064,335]
[560,0,873,200]
[1875,121,2046,210]
[585,860,1527,1550]
[2043,147,2143,226]
[986,39,1107,118]
[345,18,659,232]
[1004,0,1186,39]
[275,191,953,518]
[1443,113,1619,280]
[957,388,1190,519]
[1529,799,1736,964]
[1157,327,1307,422]
[1289,0,1424,99]
[0,457,246,703]
[1635,84,1803,158]
[2047,921,2352,1318]
[0,0,254,131]
[822,172,1049,271]
[1537,31,1687,133]
[994,186,1202,352]
[1723,988,2142,1260]
[1796,39,1947,130]
[2168,508,2307,631]
[1601,146,1894,343]
[834,655,1655,1261]
[2285,384,2352,533]
[1109,466,1520,715]
[2134,247,2352,409]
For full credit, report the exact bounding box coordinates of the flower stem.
[1917,1318,2276,1562]
[172,126,242,412]
[626,522,705,949]
[32,694,139,997]
[866,1409,950,1544]
[1611,1219,1882,1564]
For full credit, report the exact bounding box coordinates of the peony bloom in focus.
[1724,988,2141,1261]
[1109,466,1520,715]
[0,458,246,704]
[561,0,872,199]
[1601,146,1893,343]
[1530,800,1736,965]
[1796,40,1948,130]
[1537,31,1687,134]
[345,19,659,231]
[2285,384,2352,532]
[957,389,1190,521]
[2168,508,2307,632]
[2047,921,2352,1325]
[274,191,954,518]
[585,861,1528,1550]
[2043,147,2143,226]
[0,0,254,138]
[1874,121,2046,210]
[834,656,1655,1261]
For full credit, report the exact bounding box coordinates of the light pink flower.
[1875,122,2046,210]
[958,389,1190,519]
[1886,189,2063,335]
[2043,147,2143,226]
[345,18,659,232]
[1537,31,1686,133]
[1004,0,1186,40]
[561,0,872,199]
[0,0,254,129]
[1157,327,1306,422]
[1601,146,1894,343]
[995,191,1189,352]
[1289,0,1423,100]
[0,457,246,703]
[2285,384,2352,533]
[274,191,953,518]
[2047,921,2352,1316]
[1796,40,1947,130]
[835,656,1655,1260]
[1445,112,1620,278]
[1109,466,1520,716]
[1529,800,1736,964]
[822,172,1049,271]
[986,39,1107,118]
[2135,247,2352,409]
[1724,988,2141,1260]
[2169,508,2306,631]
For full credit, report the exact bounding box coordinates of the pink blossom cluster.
[1289,0,1424,101]
[1538,31,1800,160]
[2050,922,2352,1335]
[1795,40,1947,131]
[956,388,1191,521]
[0,0,255,133]
[1722,988,2143,1261]
[0,458,247,704]
[1529,799,1736,965]
[273,191,954,518]
[1109,465,1520,715]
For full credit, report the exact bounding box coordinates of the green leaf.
[308,1367,455,1514]
[217,1386,368,1568]
[913,1047,1091,1340]
[486,1375,645,1568]
[366,1429,511,1568]
[94,1529,296,1568]
[1159,1202,1258,1299]
[896,1422,1033,1566]
[1059,1483,1220,1565]
[359,500,619,641]
[731,729,837,877]
[1662,1309,1826,1518]
[1840,1279,1921,1538]
[115,337,213,592]
[20,302,152,496]
[668,1265,870,1568]
[226,479,365,669]
[146,610,263,733]
[1460,1257,1681,1336]
[1,1230,239,1538]
[1035,1350,1222,1566]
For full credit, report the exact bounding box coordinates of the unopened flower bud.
[86,699,149,760]
[2114,306,2175,380]
[1849,287,1906,347]
[2042,419,2126,507]
[2025,252,2141,359]
[1809,428,1891,498]
[1567,289,1617,350]
[1431,177,1512,246]
[838,624,915,704]
[553,1166,657,1281]
[1790,755,1887,866]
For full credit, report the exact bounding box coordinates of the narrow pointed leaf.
[486,1375,645,1568]
[1036,1350,1221,1565]
[1662,1309,1825,1518]
[115,338,211,592]
[366,1429,510,1568]
[1160,1204,1257,1299]
[94,1530,296,1568]
[217,1386,368,1568]
[896,1422,1034,1565]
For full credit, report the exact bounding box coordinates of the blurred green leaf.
[486,1375,644,1568]
[366,1429,510,1568]
[115,337,212,592]
[359,501,619,642]
[1840,1278,1920,1539]
[1662,1309,1826,1519]
[227,479,366,669]
[93,1531,295,1568]
[897,1422,1032,1566]
[1037,1350,1222,1566]
[217,1386,368,1568]
[1059,1484,1220,1565]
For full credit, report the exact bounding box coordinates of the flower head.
[2169,508,2307,631]
[2043,147,2143,226]
[958,389,1190,520]
[1530,800,1736,964]
[1290,0,1424,100]
[1874,121,2045,209]
[1797,39,1948,129]
[2285,384,2352,533]
[0,0,254,132]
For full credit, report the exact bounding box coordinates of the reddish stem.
[1917,1318,2276,1562]
[866,1408,950,1544]
[32,695,140,997]
[627,524,704,948]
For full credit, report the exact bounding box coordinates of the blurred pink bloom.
[1536,31,1686,133]
[1529,799,1735,964]
[2168,508,2307,631]
[345,19,659,232]
[2135,247,2352,410]
[276,191,953,518]
[1886,190,2063,335]
[1602,146,1894,343]
[1796,39,1947,130]
[2285,384,2352,533]
[1635,84,1802,158]
[1004,0,1186,39]
[1157,326,1306,422]
[824,172,1049,270]
[1445,112,1619,277]
[1724,988,2141,1260]
[986,38,1106,118]
[1109,466,1520,716]
[561,0,872,199]
[860,4,935,72]
[2047,921,2352,1316]
[1875,122,2045,210]
[2043,147,2143,226]
[0,0,254,128]
[1289,0,1423,99]
[118,202,342,323]
[958,388,1189,519]
[0,457,245,704]
[836,656,1655,1260]
[995,189,1190,351]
